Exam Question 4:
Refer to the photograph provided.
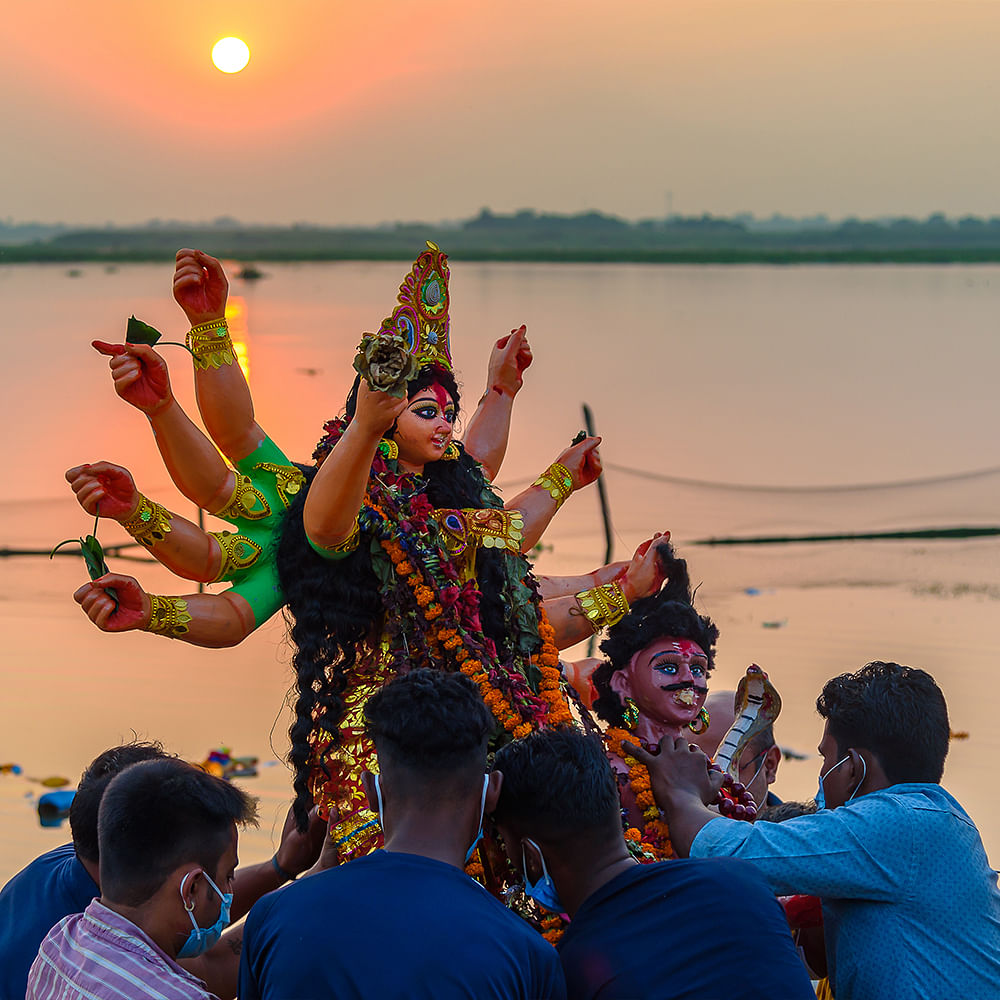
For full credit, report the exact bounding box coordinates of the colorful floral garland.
[604,727,675,860]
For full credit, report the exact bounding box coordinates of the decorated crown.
[353,242,452,396]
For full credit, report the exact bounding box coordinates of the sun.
[212,37,250,74]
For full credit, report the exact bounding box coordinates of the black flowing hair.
[278,364,524,828]
[591,542,719,728]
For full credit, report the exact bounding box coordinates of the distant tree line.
[5,209,1000,263]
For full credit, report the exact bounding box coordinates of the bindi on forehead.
[657,638,706,657]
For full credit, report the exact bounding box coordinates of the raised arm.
[92,340,235,513]
[302,382,406,550]
[541,532,671,649]
[462,325,532,480]
[66,461,222,582]
[505,436,602,551]
[173,248,265,463]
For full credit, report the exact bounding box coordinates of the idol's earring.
[443,442,460,461]
[622,697,640,730]
[378,438,398,461]
[688,706,710,735]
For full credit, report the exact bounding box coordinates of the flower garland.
[356,466,572,737]
[604,727,675,860]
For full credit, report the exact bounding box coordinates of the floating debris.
[0,763,23,775]
[199,747,259,780]
[38,790,75,828]
[761,620,787,629]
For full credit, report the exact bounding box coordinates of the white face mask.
[373,772,489,862]
[816,754,866,809]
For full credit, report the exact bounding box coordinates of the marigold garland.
[605,727,675,860]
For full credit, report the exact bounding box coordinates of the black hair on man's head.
[98,758,258,907]
[592,543,719,727]
[69,741,171,863]
[492,728,621,844]
[364,669,493,780]
[817,661,950,785]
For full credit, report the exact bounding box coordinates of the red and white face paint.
[609,635,709,737]
[393,383,457,473]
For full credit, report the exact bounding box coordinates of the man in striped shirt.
[27,758,258,1000]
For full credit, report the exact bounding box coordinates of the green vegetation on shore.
[6,209,1000,264]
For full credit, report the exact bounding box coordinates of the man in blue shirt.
[239,670,566,1000]
[0,742,166,1000]
[636,660,1000,1000]
[491,727,815,1000]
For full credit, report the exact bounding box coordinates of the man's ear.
[847,749,868,794]
[178,867,204,911]
[485,770,503,814]
[763,745,782,786]
[520,837,544,883]
[609,668,633,702]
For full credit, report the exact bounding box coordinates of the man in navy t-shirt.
[239,670,565,1000]
[492,728,814,1000]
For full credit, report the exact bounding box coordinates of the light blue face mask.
[816,754,866,810]
[522,838,565,914]
[374,773,489,864]
[465,775,490,864]
[177,870,232,959]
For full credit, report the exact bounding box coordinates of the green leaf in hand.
[126,315,164,346]
[50,532,119,610]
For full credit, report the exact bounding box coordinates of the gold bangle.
[533,461,574,509]
[213,473,272,522]
[122,495,174,548]
[575,581,630,634]
[186,318,234,371]
[144,595,192,638]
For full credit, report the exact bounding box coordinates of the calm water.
[2,260,999,878]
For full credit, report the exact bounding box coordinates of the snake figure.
[713,664,781,779]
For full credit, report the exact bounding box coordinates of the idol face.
[393,383,456,472]
[610,636,709,733]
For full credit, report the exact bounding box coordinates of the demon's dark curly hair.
[278,365,530,828]
[591,542,719,728]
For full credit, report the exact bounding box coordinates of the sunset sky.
[4,0,1000,226]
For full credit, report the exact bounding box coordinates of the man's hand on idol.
[624,736,725,812]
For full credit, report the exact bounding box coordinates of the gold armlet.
[144,595,192,638]
[214,473,272,521]
[122,495,174,548]
[210,531,263,581]
[575,581,630,634]
[186,318,234,371]
[533,461,574,510]
[321,516,361,553]
[253,462,305,509]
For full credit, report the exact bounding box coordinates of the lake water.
[2,259,999,878]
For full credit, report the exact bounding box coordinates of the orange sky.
[4,0,1000,224]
